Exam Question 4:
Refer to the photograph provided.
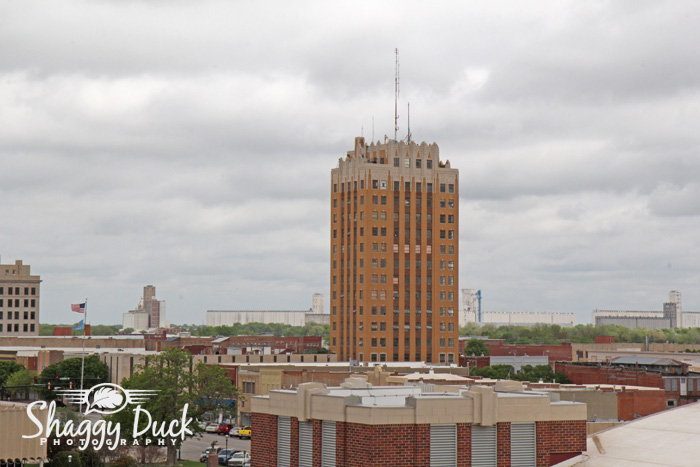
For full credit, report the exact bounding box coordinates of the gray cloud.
[1,0,700,325]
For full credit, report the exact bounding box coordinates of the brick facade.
[536,420,587,467]
[251,416,586,467]
[345,423,427,466]
[555,362,663,388]
[251,413,277,467]
[290,417,299,467]
[312,420,322,467]
[488,343,573,363]
[456,423,470,467]
[496,422,511,466]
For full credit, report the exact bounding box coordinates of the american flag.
[71,303,86,313]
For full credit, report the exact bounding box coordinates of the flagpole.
[80,298,87,413]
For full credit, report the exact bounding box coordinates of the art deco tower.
[330,137,459,363]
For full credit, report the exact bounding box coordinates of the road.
[180,432,251,462]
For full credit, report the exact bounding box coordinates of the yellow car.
[236,426,251,439]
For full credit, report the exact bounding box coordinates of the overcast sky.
[2,1,699,326]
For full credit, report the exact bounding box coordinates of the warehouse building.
[251,378,587,467]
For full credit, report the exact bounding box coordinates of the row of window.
[0,299,37,308]
[354,352,455,363]
[333,259,454,270]
[333,194,457,210]
[334,227,457,240]
[333,178,456,194]
[332,289,455,302]
[0,311,37,320]
[0,323,35,333]
[0,287,37,296]
[333,243,454,255]
[347,321,456,333]
[335,211,447,224]
[333,336,456,349]
[332,305,455,316]
[394,156,434,169]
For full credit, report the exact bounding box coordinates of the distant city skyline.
[2,1,700,325]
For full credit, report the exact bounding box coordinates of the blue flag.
[74,320,84,331]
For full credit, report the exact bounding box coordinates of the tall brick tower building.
[330,137,459,364]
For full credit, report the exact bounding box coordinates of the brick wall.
[555,362,664,388]
[536,420,587,467]
[617,389,666,420]
[312,420,322,467]
[488,343,573,362]
[344,423,427,467]
[290,417,299,467]
[497,422,511,467]
[252,415,585,467]
[456,423,470,467]
[251,413,277,467]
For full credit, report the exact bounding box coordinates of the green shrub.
[110,455,138,467]
[48,451,82,467]
[78,449,103,467]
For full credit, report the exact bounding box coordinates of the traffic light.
[34,376,38,384]
[69,381,73,389]
[47,382,51,390]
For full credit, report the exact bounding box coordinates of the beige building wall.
[252,382,587,426]
[0,260,41,337]
[0,401,48,461]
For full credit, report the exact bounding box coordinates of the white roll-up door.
[277,416,291,467]
[471,425,497,467]
[430,424,457,467]
[321,420,336,467]
[299,421,313,467]
[511,422,536,467]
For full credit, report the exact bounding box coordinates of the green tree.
[0,361,24,386]
[40,354,108,399]
[108,348,240,466]
[48,450,82,467]
[5,368,36,399]
[195,362,242,422]
[463,339,489,356]
[470,364,514,379]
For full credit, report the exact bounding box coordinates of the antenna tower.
[394,48,399,141]
[405,102,412,143]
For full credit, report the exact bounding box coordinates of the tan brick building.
[0,260,40,336]
[330,137,459,363]
[251,379,587,467]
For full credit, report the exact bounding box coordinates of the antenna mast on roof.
[405,102,412,143]
[394,48,399,142]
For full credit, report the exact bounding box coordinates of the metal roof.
[611,356,683,366]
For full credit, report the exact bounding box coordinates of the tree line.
[459,322,700,345]
[39,322,330,341]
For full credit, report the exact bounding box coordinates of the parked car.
[217,423,235,435]
[217,449,236,466]
[226,452,251,467]
[235,426,251,439]
[199,447,221,463]
[205,423,220,433]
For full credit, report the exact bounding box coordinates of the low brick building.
[251,378,587,467]
[556,359,700,408]
[487,342,574,364]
